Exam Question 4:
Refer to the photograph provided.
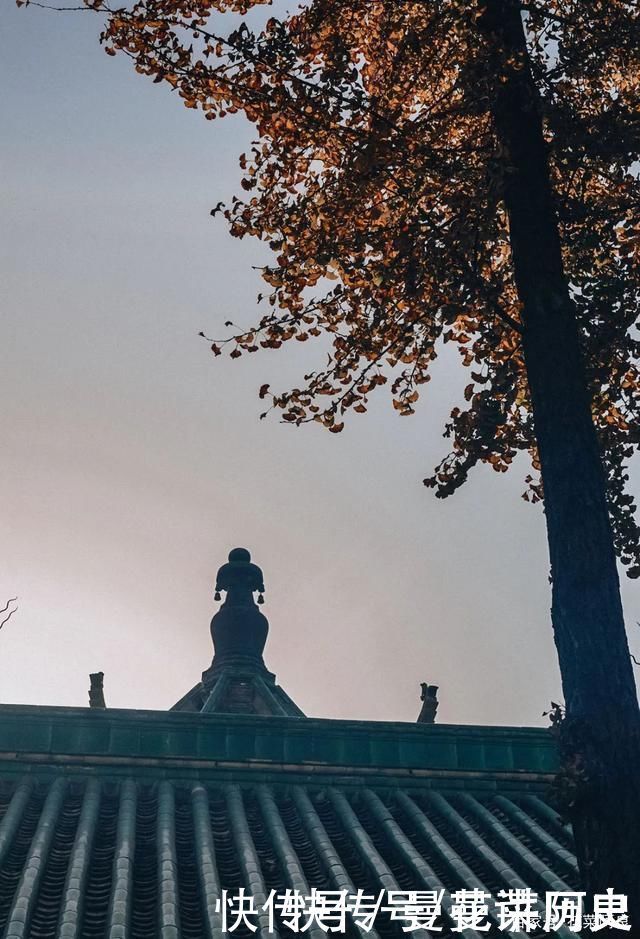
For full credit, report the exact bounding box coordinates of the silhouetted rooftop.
[0,550,577,938]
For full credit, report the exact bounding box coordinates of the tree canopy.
[85,0,640,572]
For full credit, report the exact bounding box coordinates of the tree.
[37,0,640,919]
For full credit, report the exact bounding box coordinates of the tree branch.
[0,598,18,631]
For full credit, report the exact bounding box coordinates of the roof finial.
[172,547,305,715]
[207,548,269,680]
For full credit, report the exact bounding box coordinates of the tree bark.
[478,0,640,929]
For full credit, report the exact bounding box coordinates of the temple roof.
[0,549,579,937]
[0,705,577,939]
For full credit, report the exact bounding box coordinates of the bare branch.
[0,599,18,631]
[0,598,17,617]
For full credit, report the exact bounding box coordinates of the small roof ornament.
[89,672,106,709]
[214,547,265,605]
[417,682,439,724]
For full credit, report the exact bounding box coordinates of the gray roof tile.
[0,775,579,939]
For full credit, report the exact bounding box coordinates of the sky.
[2,2,640,727]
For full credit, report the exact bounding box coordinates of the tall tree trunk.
[478,0,640,927]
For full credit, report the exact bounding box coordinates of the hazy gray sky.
[3,3,639,726]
